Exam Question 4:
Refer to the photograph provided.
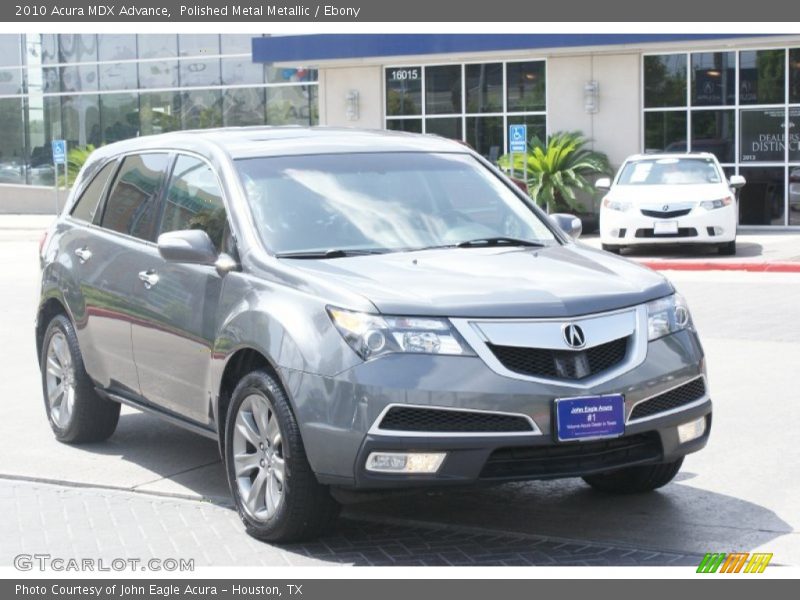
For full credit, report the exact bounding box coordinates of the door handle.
[74,247,92,263]
[138,270,159,289]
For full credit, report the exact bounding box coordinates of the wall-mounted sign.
[740,108,799,162]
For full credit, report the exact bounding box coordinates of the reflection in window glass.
[71,161,117,223]
[791,49,800,103]
[644,111,687,153]
[465,63,503,113]
[222,57,264,86]
[99,62,138,91]
[179,58,221,87]
[385,119,422,133]
[178,34,220,57]
[58,35,97,63]
[506,61,546,112]
[42,67,60,93]
[691,110,735,163]
[0,97,26,184]
[138,61,178,89]
[266,67,317,83]
[138,92,181,135]
[739,49,785,105]
[60,65,98,92]
[790,165,800,226]
[425,65,461,115]
[180,89,222,129]
[40,35,58,64]
[137,34,177,59]
[102,153,170,239]
[100,93,139,144]
[61,95,101,147]
[691,52,735,106]
[0,69,24,95]
[644,54,687,108]
[97,35,137,61]
[266,85,316,125]
[740,108,785,163]
[0,35,21,68]
[386,66,422,116]
[223,88,266,126]
[791,107,800,162]
[221,34,256,55]
[738,166,785,226]
[466,116,503,161]
[425,117,462,139]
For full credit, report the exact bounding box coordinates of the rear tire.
[602,244,622,255]
[224,369,340,542]
[40,314,120,443]
[718,240,736,256]
[582,458,683,494]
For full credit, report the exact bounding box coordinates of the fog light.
[365,452,446,474]
[677,417,706,444]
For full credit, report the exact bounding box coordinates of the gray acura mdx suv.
[36,128,711,542]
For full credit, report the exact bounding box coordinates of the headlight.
[699,196,733,210]
[327,307,475,360]
[602,197,631,212]
[646,294,693,341]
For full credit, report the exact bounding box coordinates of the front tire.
[718,240,736,256]
[40,314,120,443]
[582,458,683,494]
[602,244,622,255]
[224,370,339,542]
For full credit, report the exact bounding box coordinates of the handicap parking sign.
[509,124,527,153]
[51,140,67,165]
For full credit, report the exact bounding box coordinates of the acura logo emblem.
[562,323,586,349]
[662,204,670,211]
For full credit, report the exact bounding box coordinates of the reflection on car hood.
[287,244,673,318]
[608,184,731,205]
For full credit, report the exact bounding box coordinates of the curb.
[639,260,800,273]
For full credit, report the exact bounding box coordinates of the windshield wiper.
[455,237,547,248]
[274,248,390,259]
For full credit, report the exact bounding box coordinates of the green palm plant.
[66,144,96,186]
[498,131,611,212]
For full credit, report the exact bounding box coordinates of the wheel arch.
[35,296,73,364]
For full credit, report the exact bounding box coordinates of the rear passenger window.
[159,155,228,251]
[101,153,170,240]
[70,161,117,223]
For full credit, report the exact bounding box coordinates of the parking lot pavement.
[0,478,701,567]
[2,224,799,565]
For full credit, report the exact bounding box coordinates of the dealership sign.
[740,108,799,162]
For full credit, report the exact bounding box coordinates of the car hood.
[609,184,731,206]
[286,244,673,318]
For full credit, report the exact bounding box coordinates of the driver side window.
[159,155,230,253]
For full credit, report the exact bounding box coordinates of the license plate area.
[653,220,679,235]
[555,394,625,442]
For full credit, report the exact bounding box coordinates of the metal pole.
[53,163,59,215]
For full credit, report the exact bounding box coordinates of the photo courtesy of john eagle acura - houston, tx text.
[35,127,711,542]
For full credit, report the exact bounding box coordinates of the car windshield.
[617,158,722,186]
[235,152,558,256]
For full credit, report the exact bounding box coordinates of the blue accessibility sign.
[51,139,67,165]
[509,124,527,153]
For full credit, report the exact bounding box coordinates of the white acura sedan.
[598,153,745,256]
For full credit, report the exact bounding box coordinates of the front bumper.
[280,329,709,489]
[600,204,737,245]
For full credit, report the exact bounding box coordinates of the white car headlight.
[327,307,475,360]
[646,294,693,341]
[602,197,631,212]
[699,196,734,210]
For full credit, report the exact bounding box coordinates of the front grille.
[378,406,534,433]
[629,378,707,421]
[641,208,692,219]
[487,336,629,381]
[480,433,662,480]
[635,227,698,238]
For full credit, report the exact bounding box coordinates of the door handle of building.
[138,270,159,289]
[74,247,92,263]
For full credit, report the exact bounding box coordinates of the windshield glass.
[617,157,722,186]
[235,152,557,255]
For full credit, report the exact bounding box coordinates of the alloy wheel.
[45,331,75,429]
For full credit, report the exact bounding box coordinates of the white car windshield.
[617,158,722,186]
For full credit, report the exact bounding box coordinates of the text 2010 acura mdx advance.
[36,128,711,542]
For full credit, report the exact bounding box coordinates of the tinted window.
[71,161,117,223]
[617,158,722,186]
[160,155,228,251]
[101,153,169,239]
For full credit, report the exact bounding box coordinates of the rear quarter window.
[70,160,117,223]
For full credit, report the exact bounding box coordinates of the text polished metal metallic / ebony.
[36,127,711,543]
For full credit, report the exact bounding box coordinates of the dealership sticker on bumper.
[653,220,679,235]
[555,394,625,441]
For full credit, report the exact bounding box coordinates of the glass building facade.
[0,34,318,187]
[643,47,800,226]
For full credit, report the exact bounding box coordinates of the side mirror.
[728,175,746,190]
[595,177,612,191]
[551,213,583,239]
[157,229,218,265]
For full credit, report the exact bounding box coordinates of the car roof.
[89,126,471,161]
